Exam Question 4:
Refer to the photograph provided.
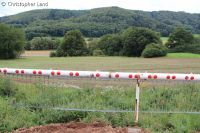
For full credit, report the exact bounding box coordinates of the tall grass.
[0,78,200,132]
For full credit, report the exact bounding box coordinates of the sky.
[0,0,200,17]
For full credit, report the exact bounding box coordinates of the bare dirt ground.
[12,122,147,133]
[21,50,51,57]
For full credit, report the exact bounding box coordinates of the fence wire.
[1,73,200,115]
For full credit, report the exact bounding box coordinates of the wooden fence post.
[134,79,140,125]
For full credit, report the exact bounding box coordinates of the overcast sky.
[0,0,200,17]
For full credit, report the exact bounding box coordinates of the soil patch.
[12,122,129,133]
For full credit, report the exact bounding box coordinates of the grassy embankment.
[0,77,199,132]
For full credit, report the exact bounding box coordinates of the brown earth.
[12,122,127,133]
[21,50,51,57]
[12,122,147,133]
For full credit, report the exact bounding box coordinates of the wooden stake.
[134,79,140,125]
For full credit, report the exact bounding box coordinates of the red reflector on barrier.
[166,75,170,79]
[57,71,61,76]
[185,76,189,80]
[15,70,19,74]
[172,76,176,79]
[148,75,152,79]
[115,74,119,78]
[190,76,194,80]
[153,75,157,79]
[21,70,24,74]
[0,69,1,73]
[33,70,36,74]
[51,71,55,76]
[38,71,42,75]
[3,69,7,73]
[96,73,100,77]
[129,74,133,78]
[135,75,139,79]
[75,72,79,77]
[69,72,73,76]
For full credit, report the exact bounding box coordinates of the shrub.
[49,51,57,57]
[0,97,38,132]
[168,43,200,54]
[55,46,65,57]
[59,30,88,56]
[122,27,162,57]
[0,23,25,59]
[97,34,123,56]
[142,43,167,58]
[29,37,60,50]
[166,27,194,49]
[24,41,31,50]
[93,49,105,56]
[88,39,99,54]
[0,78,17,97]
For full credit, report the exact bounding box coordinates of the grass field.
[1,55,200,73]
[167,53,200,58]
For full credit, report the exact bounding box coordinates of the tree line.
[50,26,200,58]
[1,7,200,40]
[0,22,199,59]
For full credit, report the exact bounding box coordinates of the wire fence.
[1,73,200,116]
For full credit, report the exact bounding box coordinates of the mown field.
[2,54,200,73]
[0,55,200,132]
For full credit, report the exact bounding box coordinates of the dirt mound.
[12,122,128,133]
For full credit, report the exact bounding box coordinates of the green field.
[1,55,200,73]
[167,53,200,58]
[194,34,200,38]
[0,55,200,132]
[161,37,169,44]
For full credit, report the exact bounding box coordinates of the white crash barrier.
[0,68,199,81]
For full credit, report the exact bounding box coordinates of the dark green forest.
[1,6,200,40]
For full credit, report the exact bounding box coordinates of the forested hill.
[1,6,200,40]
